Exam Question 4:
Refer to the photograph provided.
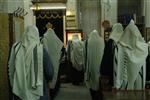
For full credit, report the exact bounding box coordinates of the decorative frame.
[66,29,83,44]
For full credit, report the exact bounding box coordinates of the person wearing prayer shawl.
[85,30,105,100]
[118,20,148,90]
[146,42,150,82]
[108,23,124,89]
[68,34,84,85]
[42,22,64,100]
[100,24,123,91]
[65,39,73,82]
[8,26,54,100]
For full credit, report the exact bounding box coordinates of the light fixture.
[66,29,83,44]
[66,10,72,16]
[35,3,40,10]
[30,3,66,10]
[67,33,82,41]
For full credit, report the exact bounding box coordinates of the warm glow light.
[66,11,72,16]
[30,6,66,10]
[67,33,82,41]
[30,3,66,10]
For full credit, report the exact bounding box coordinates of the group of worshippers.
[8,19,149,100]
[66,34,84,85]
[100,20,148,92]
[8,22,63,100]
[84,19,148,100]
[65,29,104,100]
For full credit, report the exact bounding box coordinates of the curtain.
[35,10,64,42]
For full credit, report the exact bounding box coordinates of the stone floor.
[103,90,150,100]
[55,83,91,100]
[54,83,150,100]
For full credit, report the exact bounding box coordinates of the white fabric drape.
[108,23,125,89]
[85,30,105,90]
[70,34,84,71]
[114,44,128,89]
[8,26,43,100]
[42,28,63,89]
[118,20,148,90]
[109,23,123,43]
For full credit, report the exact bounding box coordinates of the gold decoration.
[35,3,40,10]
[36,13,63,19]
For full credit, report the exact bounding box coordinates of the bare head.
[102,20,110,30]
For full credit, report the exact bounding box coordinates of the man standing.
[85,30,105,100]
[42,22,64,100]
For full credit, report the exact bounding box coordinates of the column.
[101,0,118,36]
[79,0,101,38]
[101,0,118,24]
[145,0,150,27]
[24,0,35,28]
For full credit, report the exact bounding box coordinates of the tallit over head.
[86,30,105,90]
[109,23,123,43]
[72,34,80,41]
[118,20,148,90]
[22,26,40,47]
[86,30,93,39]
[119,20,148,61]
[42,28,63,89]
[8,25,43,100]
[119,20,145,49]
[70,34,84,71]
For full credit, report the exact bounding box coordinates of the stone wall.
[78,0,101,38]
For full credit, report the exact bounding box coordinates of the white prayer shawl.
[109,23,125,89]
[119,20,148,90]
[8,26,43,100]
[109,23,123,43]
[70,34,84,71]
[83,31,93,70]
[114,44,128,89]
[42,28,63,89]
[85,30,105,90]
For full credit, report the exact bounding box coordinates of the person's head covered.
[22,25,40,46]
[109,23,123,43]
[72,34,79,41]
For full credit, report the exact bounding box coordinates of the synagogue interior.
[0,0,150,100]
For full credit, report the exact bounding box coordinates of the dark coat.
[40,48,54,100]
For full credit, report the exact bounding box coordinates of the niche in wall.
[34,10,65,42]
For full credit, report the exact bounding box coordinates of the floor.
[54,83,150,100]
[103,90,150,100]
[55,83,92,100]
